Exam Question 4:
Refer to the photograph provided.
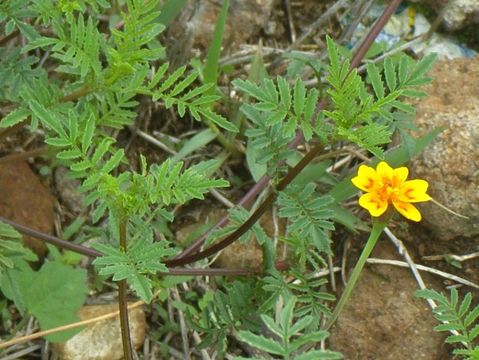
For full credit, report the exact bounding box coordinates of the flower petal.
[392,167,408,186]
[351,165,378,192]
[376,161,394,183]
[359,193,388,217]
[392,200,422,222]
[397,179,432,203]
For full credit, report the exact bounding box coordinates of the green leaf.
[246,138,267,181]
[92,239,176,303]
[203,0,229,96]
[326,36,340,75]
[57,149,83,160]
[367,63,384,99]
[384,57,397,92]
[465,304,479,328]
[260,314,283,338]
[295,350,343,360]
[171,129,216,164]
[280,296,296,335]
[408,53,437,83]
[102,149,124,174]
[0,108,30,128]
[277,76,291,110]
[236,331,284,356]
[156,66,186,95]
[293,78,306,116]
[81,114,96,153]
[29,100,66,138]
[199,109,238,132]
[1,261,87,342]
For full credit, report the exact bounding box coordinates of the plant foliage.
[416,288,479,359]
[235,296,342,360]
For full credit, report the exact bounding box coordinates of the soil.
[330,233,449,359]
[0,161,54,259]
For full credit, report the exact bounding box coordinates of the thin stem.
[176,0,404,261]
[323,221,386,331]
[118,218,133,360]
[165,143,324,267]
[2,216,261,275]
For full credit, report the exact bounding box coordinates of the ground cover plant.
[0,0,478,358]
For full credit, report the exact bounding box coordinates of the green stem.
[324,220,386,331]
[118,218,133,360]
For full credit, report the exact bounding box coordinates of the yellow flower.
[351,161,432,222]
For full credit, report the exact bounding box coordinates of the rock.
[0,161,54,258]
[167,0,274,56]
[410,0,479,31]
[409,56,479,241]
[54,303,146,360]
[330,241,445,359]
[54,166,85,214]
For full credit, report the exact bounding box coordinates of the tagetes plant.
[325,161,432,330]
[351,161,432,221]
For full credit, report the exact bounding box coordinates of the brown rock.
[330,241,445,359]
[54,303,146,360]
[167,0,274,53]
[0,161,54,258]
[409,57,479,240]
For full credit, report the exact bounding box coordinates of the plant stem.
[165,143,324,267]
[118,218,133,360]
[175,0,404,261]
[323,221,386,331]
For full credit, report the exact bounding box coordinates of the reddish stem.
[174,0,404,263]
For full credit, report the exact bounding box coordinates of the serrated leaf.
[236,331,284,356]
[464,304,479,327]
[293,78,306,116]
[408,53,436,83]
[29,100,66,138]
[57,149,83,160]
[157,66,186,93]
[169,71,198,97]
[384,57,396,92]
[81,114,96,152]
[367,63,384,99]
[260,314,283,338]
[277,76,291,110]
[70,159,93,172]
[102,149,124,174]
[0,108,30,128]
[199,109,238,132]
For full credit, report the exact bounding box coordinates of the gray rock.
[409,57,479,240]
[410,0,479,31]
[54,167,85,214]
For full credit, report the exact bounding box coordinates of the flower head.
[351,161,431,222]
